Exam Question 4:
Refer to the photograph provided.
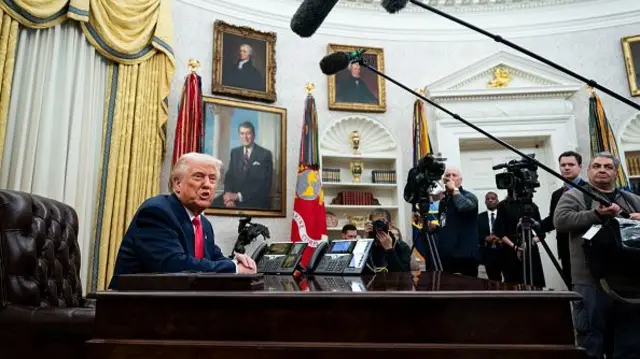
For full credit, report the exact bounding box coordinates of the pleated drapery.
[0,0,175,292]
[92,56,168,291]
[0,9,18,163]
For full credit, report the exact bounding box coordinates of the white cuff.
[232,258,238,273]
[237,192,243,202]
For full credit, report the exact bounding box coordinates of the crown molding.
[333,0,601,13]
[177,0,640,41]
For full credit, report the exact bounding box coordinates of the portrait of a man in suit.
[203,97,285,216]
[212,21,277,102]
[335,61,378,104]
[222,43,266,92]
[216,121,273,210]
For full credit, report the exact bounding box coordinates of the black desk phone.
[252,241,307,274]
[307,238,374,275]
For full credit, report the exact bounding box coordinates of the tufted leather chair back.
[0,190,84,308]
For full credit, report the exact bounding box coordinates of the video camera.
[232,217,271,255]
[492,154,540,200]
[403,153,447,211]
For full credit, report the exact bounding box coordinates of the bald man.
[431,167,479,277]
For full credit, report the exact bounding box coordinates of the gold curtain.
[0,10,18,166]
[92,55,168,290]
[0,0,174,291]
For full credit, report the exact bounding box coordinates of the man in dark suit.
[109,152,257,289]
[541,150,584,288]
[221,121,273,209]
[478,191,503,281]
[335,62,377,104]
[222,44,265,92]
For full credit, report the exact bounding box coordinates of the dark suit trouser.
[557,237,573,288]
[482,247,504,281]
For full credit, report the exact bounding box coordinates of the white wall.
[164,0,640,254]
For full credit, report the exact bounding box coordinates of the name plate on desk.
[115,273,264,291]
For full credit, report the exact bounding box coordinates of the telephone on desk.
[307,238,374,275]
[252,241,307,274]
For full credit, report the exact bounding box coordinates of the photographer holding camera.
[554,152,640,359]
[430,167,479,277]
[363,209,412,272]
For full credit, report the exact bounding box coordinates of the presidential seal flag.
[291,90,328,268]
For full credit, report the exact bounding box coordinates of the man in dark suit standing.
[478,191,502,281]
[222,44,265,92]
[541,150,584,288]
[109,152,257,289]
[221,121,273,209]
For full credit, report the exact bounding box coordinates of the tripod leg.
[429,232,443,272]
[537,236,571,289]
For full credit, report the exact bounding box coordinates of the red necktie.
[192,216,204,259]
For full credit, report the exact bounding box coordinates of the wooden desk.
[87,272,586,359]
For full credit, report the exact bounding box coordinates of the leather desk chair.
[0,190,95,359]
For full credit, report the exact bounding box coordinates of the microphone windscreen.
[319,52,351,75]
[381,0,409,13]
[290,0,340,38]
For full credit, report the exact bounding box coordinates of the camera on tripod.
[403,153,447,207]
[492,154,540,199]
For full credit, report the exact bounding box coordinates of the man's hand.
[364,221,372,234]
[444,179,457,193]
[237,263,256,274]
[223,192,239,203]
[376,231,393,250]
[427,222,438,230]
[485,234,499,244]
[629,213,640,220]
[596,203,621,217]
[235,253,256,271]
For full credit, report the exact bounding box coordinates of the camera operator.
[493,190,546,288]
[364,209,412,272]
[430,167,479,277]
[541,150,585,288]
[554,152,640,359]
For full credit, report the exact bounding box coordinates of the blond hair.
[168,152,222,192]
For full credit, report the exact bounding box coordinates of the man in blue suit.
[109,152,257,289]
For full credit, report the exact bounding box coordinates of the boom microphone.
[290,0,340,38]
[319,49,366,75]
[381,0,409,13]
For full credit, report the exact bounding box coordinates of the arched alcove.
[319,115,407,244]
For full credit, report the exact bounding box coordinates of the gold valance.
[0,0,174,66]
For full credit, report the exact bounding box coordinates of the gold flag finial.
[305,82,316,95]
[187,58,201,73]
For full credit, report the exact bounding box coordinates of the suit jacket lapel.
[168,193,196,256]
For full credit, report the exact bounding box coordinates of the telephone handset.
[252,241,308,274]
[308,239,374,275]
[305,240,329,272]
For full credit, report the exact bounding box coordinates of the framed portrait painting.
[203,96,287,217]
[327,44,386,113]
[622,35,640,97]
[212,20,277,103]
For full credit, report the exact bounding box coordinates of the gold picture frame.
[202,96,287,217]
[622,34,640,97]
[212,20,277,103]
[327,44,386,113]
